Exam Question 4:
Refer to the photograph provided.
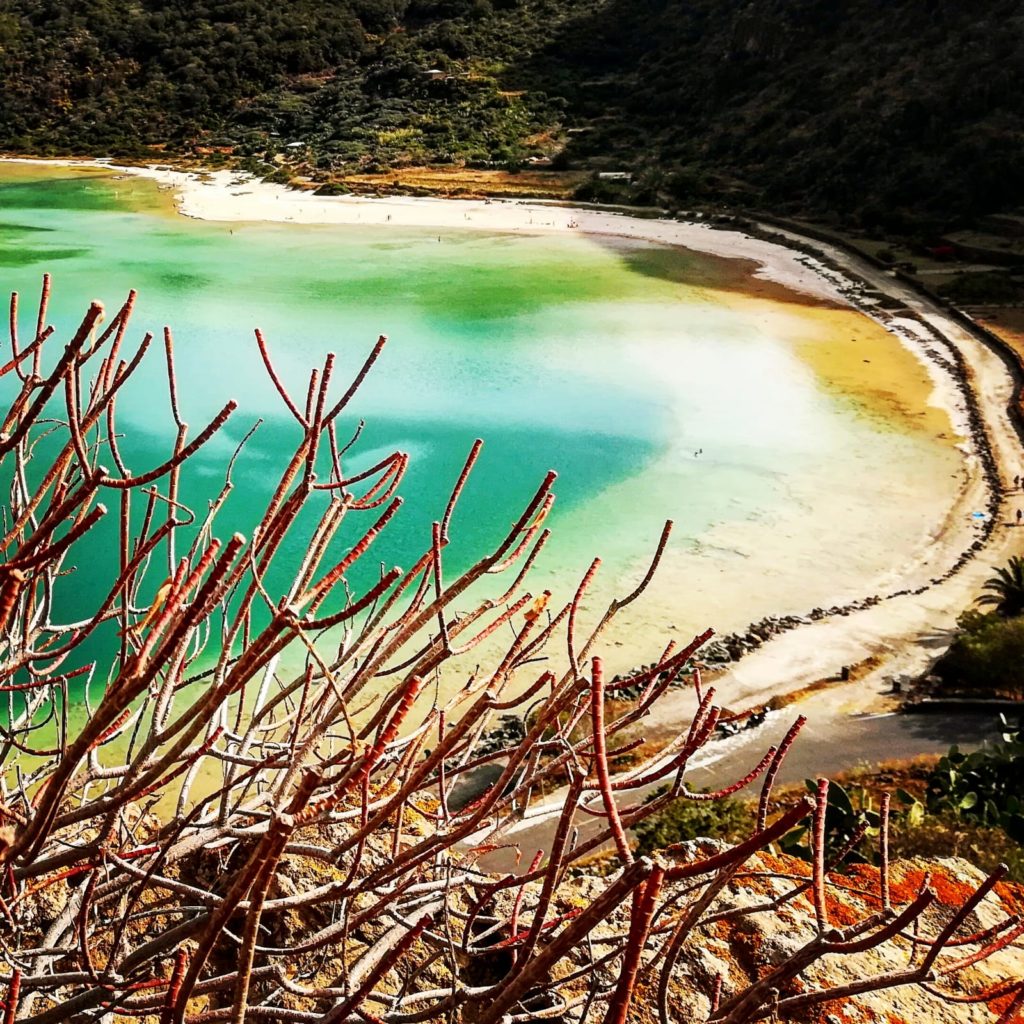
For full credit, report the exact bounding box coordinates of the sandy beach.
[3,157,1020,727]
[140,166,857,302]
[4,158,858,302]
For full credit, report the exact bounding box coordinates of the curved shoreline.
[687,223,1005,676]
[141,165,1017,714]
[3,156,1018,720]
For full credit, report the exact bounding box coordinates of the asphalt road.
[683,706,1005,793]
[475,708,1007,873]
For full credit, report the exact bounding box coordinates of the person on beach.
[1015,475,1020,489]
[1017,509,1022,526]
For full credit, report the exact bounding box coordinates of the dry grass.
[334,165,588,199]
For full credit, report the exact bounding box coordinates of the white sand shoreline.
[1,157,845,301]
[2,156,1018,725]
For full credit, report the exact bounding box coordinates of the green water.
[0,164,961,689]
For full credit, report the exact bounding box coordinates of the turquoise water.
[0,165,961,686]
[1,169,661,595]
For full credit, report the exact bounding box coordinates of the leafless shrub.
[0,279,1018,1023]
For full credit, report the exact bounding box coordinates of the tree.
[977,554,1024,617]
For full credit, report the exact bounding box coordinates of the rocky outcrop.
[547,849,1024,1023]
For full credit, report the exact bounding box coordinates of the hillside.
[1,0,1022,229]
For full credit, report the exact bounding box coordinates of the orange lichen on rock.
[677,851,1023,1024]
[753,849,813,877]
[820,884,869,928]
[995,880,1024,917]
[888,863,983,907]
[987,989,1023,1019]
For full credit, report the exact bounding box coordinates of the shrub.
[890,810,1024,883]
[573,173,630,204]
[264,167,295,184]
[633,787,754,856]
[0,281,1016,1022]
[313,181,352,195]
[937,614,1024,696]
[940,271,1024,305]
[780,780,881,866]
[926,725,1024,842]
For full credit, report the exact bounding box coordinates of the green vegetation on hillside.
[1,0,1022,229]
[927,724,1024,843]
[632,756,1024,882]
[897,728,1024,880]
[0,0,576,170]
[524,0,1024,231]
[632,787,754,856]
[938,611,1024,699]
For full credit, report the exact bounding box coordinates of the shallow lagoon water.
[0,164,964,691]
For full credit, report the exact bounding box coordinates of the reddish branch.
[0,284,1015,1024]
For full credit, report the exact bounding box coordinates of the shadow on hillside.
[504,0,1024,226]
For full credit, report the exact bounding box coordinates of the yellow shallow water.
[747,299,957,442]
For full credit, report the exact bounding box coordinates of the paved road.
[683,706,1004,793]
[475,708,1007,873]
